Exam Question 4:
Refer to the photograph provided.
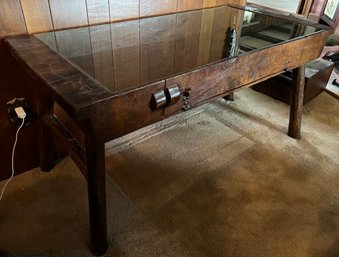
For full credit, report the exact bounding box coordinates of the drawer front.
[91,80,166,141]
[164,32,328,117]
[165,59,241,117]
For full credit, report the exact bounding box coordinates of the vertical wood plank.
[90,24,115,91]
[216,0,246,6]
[20,0,53,34]
[204,0,217,8]
[177,0,204,12]
[0,0,27,38]
[49,0,88,29]
[197,9,215,66]
[109,0,139,21]
[216,0,227,5]
[140,0,177,16]
[86,0,110,24]
[174,11,202,73]
[111,20,140,91]
[140,15,176,83]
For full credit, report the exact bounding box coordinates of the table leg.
[288,65,305,139]
[39,98,56,172]
[85,136,108,255]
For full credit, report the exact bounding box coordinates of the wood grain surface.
[288,66,305,139]
[178,0,204,12]
[49,0,89,29]
[86,0,110,24]
[20,0,54,34]
[140,0,178,16]
[109,0,139,21]
[204,0,217,7]
[217,0,246,5]
[0,0,27,38]
[90,81,166,141]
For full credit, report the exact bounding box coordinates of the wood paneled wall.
[0,0,246,38]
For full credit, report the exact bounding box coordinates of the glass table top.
[35,5,324,94]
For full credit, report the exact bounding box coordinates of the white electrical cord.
[0,117,25,201]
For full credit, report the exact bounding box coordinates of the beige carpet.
[0,88,339,257]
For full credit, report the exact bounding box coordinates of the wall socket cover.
[7,98,33,127]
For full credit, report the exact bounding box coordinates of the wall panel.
[140,0,178,16]
[177,0,204,12]
[109,0,139,21]
[20,0,53,34]
[86,0,111,24]
[217,0,246,6]
[204,0,217,8]
[0,0,27,38]
[49,0,89,29]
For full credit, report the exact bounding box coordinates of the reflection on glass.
[35,5,323,94]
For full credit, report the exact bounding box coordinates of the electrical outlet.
[7,98,33,127]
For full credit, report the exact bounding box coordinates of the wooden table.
[3,4,330,255]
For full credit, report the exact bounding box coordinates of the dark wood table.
[3,4,331,255]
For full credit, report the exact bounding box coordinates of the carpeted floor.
[0,88,339,257]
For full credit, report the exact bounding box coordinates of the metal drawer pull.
[150,84,181,110]
[165,85,181,106]
[150,90,167,110]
